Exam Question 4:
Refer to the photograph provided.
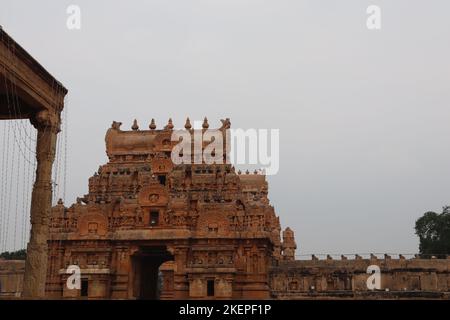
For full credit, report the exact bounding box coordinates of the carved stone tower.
[46,118,296,299]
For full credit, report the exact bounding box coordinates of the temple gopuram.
[46,118,296,299]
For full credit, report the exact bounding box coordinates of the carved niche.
[152,132,177,152]
[78,210,108,236]
[196,211,230,236]
[138,184,168,207]
[151,155,173,174]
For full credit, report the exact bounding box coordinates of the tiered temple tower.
[46,118,295,299]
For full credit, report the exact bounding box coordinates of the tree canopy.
[415,206,450,257]
[0,249,27,260]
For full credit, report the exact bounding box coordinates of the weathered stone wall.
[270,255,450,299]
[0,259,25,298]
[2,255,450,299]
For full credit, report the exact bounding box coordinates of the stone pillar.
[281,227,297,261]
[22,110,60,298]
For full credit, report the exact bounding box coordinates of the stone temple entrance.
[46,119,296,299]
[132,246,173,300]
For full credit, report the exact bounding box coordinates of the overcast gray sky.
[1,0,450,255]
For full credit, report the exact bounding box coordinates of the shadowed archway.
[132,246,174,300]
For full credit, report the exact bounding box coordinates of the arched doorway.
[132,246,173,300]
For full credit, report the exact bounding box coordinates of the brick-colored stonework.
[2,119,450,300]
[4,254,450,299]
[46,119,294,299]
[270,255,450,299]
[41,119,450,300]
[1,26,448,301]
[0,259,24,298]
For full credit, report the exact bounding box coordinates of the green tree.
[415,206,450,257]
[0,249,27,260]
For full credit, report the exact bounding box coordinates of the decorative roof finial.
[166,118,174,130]
[149,118,156,130]
[185,117,192,130]
[202,117,209,129]
[132,119,139,131]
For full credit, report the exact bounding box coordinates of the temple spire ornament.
[166,118,174,130]
[202,117,209,129]
[132,119,139,131]
[185,117,192,130]
[149,118,156,130]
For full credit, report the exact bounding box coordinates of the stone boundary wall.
[0,259,25,298]
[270,255,450,299]
[2,256,450,299]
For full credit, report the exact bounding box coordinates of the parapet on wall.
[270,255,450,299]
[0,259,25,298]
[1,255,450,299]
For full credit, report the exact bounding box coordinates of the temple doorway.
[132,246,173,300]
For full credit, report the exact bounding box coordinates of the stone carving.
[46,118,294,300]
